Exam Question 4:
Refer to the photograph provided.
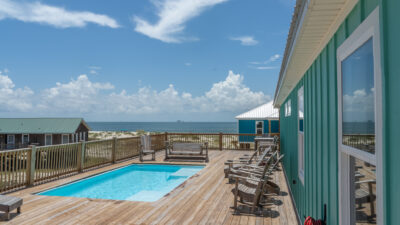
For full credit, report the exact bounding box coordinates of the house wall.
[380,0,400,223]
[279,0,379,224]
[271,120,280,133]
[238,119,274,142]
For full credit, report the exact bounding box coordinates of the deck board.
[1,150,298,225]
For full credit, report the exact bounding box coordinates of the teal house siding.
[271,120,280,133]
[380,0,400,223]
[278,1,380,224]
[238,120,256,142]
[238,120,255,134]
[238,119,271,142]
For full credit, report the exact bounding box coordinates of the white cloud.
[255,66,277,70]
[249,54,281,70]
[39,75,114,113]
[133,0,228,43]
[88,66,101,75]
[343,88,375,122]
[0,72,34,112]
[230,36,258,46]
[0,0,119,28]
[269,54,280,62]
[1,71,270,118]
[185,63,192,66]
[250,54,281,65]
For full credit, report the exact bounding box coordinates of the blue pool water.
[38,164,204,202]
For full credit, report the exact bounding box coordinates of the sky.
[0,0,294,122]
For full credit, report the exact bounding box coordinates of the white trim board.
[337,8,383,225]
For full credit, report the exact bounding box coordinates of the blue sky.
[0,0,294,121]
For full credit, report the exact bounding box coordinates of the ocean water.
[87,122,237,133]
[38,164,204,202]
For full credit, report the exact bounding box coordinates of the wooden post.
[27,145,36,186]
[77,143,82,172]
[112,137,117,163]
[219,132,223,151]
[269,120,271,134]
[79,141,85,172]
[164,132,168,142]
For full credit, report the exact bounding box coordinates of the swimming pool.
[38,164,204,202]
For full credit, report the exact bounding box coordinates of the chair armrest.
[355,179,376,184]
[228,174,264,183]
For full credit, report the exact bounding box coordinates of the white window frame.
[80,132,83,141]
[298,86,304,184]
[284,100,292,117]
[62,134,69,144]
[22,134,29,145]
[255,121,264,135]
[45,134,53,146]
[7,134,15,144]
[75,133,79,142]
[337,8,383,225]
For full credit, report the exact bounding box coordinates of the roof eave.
[273,0,309,108]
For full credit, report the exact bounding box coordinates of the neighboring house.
[235,101,279,144]
[274,0,399,224]
[0,118,90,150]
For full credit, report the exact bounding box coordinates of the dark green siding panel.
[381,0,400,224]
[346,2,362,35]
[321,48,329,213]
[279,1,378,224]
[327,38,338,225]
[364,0,379,17]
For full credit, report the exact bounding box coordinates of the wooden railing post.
[77,143,82,172]
[27,145,36,186]
[219,132,223,151]
[78,141,85,172]
[112,137,117,163]
[164,132,168,142]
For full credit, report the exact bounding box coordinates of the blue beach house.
[235,101,279,144]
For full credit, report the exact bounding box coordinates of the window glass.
[341,38,375,155]
[23,134,29,145]
[62,135,69,144]
[7,135,15,144]
[298,87,304,132]
[256,121,263,134]
[45,134,52,145]
[351,156,376,224]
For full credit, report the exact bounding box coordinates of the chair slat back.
[141,135,151,150]
[255,147,271,166]
[172,143,202,152]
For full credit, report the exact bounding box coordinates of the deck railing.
[0,132,279,193]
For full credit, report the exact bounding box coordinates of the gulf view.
[1,0,398,225]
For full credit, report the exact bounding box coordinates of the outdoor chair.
[229,174,275,214]
[140,135,156,162]
[224,147,271,178]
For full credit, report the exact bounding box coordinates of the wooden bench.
[0,195,22,221]
[165,142,209,162]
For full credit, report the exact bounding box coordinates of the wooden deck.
[1,150,299,225]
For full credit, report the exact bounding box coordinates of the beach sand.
[89,131,160,141]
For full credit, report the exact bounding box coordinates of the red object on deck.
[304,216,323,225]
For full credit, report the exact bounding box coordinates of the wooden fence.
[0,132,279,193]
